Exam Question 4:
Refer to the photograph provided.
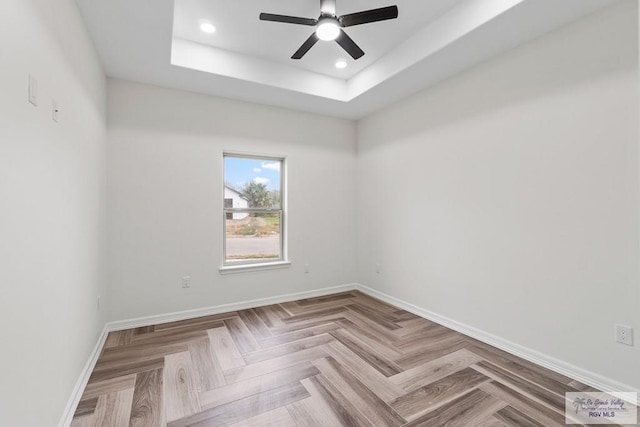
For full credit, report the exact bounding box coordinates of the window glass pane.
[223,157,281,209]
[225,212,281,263]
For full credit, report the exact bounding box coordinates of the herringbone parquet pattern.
[71,291,602,426]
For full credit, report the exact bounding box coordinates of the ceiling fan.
[259,0,399,60]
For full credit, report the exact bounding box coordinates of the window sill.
[219,261,291,275]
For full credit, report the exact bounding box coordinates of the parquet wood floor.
[71,291,612,426]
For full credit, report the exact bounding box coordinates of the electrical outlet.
[304,264,310,274]
[182,276,191,288]
[97,295,101,311]
[615,325,633,346]
[375,263,381,274]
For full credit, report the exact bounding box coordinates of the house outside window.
[224,190,248,220]
[222,154,285,268]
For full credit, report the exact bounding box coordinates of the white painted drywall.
[0,0,107,425]
[107,79,357,321]
[357,0,640,389]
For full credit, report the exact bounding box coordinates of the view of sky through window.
[224,157,281,191]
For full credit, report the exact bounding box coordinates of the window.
[223,154,285,268]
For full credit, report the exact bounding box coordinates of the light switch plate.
[29,75,37,106]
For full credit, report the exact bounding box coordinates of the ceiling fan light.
[316,21,340,41]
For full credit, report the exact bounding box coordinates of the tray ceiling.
[75,0,618,119]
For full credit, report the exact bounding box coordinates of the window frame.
[221,153,288,272]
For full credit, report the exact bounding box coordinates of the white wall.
[357,0,640,389]
[0,0,107,425]
[107,79,357,320]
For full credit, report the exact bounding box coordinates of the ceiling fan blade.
[259,13,318,26]
[335,29,364,59]
[292,33,320,59]
[339,6,398,27]
[320,0,336,15]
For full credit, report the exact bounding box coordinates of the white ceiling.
[75,0,618,119]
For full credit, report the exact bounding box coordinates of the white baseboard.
[107,283,359,332]
[353,283,640,405]
[57,324,109,427]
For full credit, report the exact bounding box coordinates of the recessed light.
[335,60,347,69]
[200,21,216,34]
